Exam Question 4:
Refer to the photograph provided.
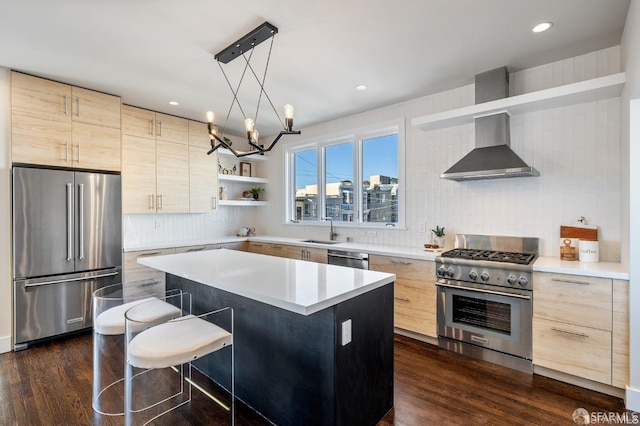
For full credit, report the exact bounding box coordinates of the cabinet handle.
[75,97,80,116]
[139,252,161,257]
[270,245,282,250]
[187,247,204,252]
[63,95,67,115]
[75,144,80,163]
[551,278,590,286]
[212,196,217,210]
[157,120,162,136]
[551,327,589,338]
[391,260,412,265]
[149,119,154,135]
[394,296,411,302]
[64,142,68,162]
[157,194,163,210]
[148,194,155,210]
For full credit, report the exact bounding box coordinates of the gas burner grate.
[441,248,535,265]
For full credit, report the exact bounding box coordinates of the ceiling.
[0,0,631,137]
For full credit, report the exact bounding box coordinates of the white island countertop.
[138,249,396,316]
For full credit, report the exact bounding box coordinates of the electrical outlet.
[419,222,426,232]
[367,231,377,238]
[342,319,352,346]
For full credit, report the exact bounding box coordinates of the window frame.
[285,118,406,229]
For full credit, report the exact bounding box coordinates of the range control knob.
[437,266,446,277]
[480,272,490,282]
[507,275,517,285]
[468,271,478,281]
[445,268,455,278]
[518,276,529,287]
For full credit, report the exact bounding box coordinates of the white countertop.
[126,235,629,280]
[138,249,396,316]
[533,256,629,280]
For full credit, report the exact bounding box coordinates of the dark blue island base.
[167,274,394,426]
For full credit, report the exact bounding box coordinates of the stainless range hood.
[440,67,540,181]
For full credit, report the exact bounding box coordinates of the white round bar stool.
[92,283,183,416]
[124,295,234,426]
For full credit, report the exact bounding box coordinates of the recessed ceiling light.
[532,22,553,33]
[355,85,367,91]
[169,101,179,106]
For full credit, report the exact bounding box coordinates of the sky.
[295,134,398,189]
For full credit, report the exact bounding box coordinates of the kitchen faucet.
[322,217,338,241]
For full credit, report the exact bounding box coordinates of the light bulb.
[284,104,294,131]
[206,111,214,123]
[245,118,255,139]
[252,128,259,144]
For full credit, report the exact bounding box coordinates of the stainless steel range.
[435,234,538,373]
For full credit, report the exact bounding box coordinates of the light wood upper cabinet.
[156,113,188,144]
[188,120,211,148]
[189,120,218,213]
[122,134,157,213]
[11,71,121,171]
[122,105,156,138]
[71,122,121,171]
[70,86,121,128]
[11,72,71,121]
[121,106,190,213]
[156,140,189,213]
[122,106,188,143]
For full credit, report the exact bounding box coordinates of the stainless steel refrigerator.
[12,166,122,350]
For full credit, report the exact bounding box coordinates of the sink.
[302,239,341,245]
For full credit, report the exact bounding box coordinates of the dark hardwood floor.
[0,331,633,425]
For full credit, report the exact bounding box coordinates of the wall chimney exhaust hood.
[440,67,539,181]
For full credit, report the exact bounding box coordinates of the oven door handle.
[435,282,531,300]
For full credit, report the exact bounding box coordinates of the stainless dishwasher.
[327,249,369,270]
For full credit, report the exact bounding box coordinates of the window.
[287,119,404,228]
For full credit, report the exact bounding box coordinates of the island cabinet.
[140,249,395,426]
[121,105,189,213]
[369,255,437,338]
[11,71,122,171]
[532,272,629,388]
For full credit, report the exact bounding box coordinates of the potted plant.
[432,226,445,247]
[249,187,264,200]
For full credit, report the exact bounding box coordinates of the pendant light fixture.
[206,22,300,158]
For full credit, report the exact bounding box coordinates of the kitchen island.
[138,249,396,426]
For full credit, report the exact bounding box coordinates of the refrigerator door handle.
[78,183,84,260]
[21,270,120,288]
[66,183,73,262]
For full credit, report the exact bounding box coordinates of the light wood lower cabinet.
[533,316,612,384]
[532,272,629,388]
[286,246,328,263]
[612,279,629,388]
[369,255,436,338]
[123,248,175,297]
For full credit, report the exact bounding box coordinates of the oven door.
[436,279,532,359]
